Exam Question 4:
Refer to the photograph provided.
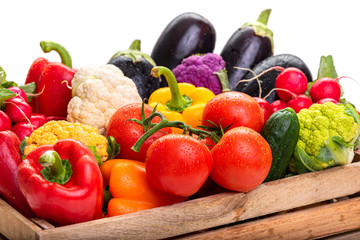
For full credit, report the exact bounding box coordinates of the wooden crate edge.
[36,161,360,240]
[0,198,43,240]
[177,196,360,240]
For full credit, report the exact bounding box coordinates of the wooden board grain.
[0,198,42,240]
[34,162,360,240]
[178,196,360,240]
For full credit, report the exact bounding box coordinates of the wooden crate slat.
[0,199,42,240]
[35,162,360,240]
[178,196,360,240]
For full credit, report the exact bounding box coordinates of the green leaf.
[343,103,360,149]
[88,146,102,166]
[214,69,230,92]
[316,55,338,80]
[0,88,16,103]
[19,82,36,102]
[1,81,18,88]
[294,146,325,173]
[344,103,360,125]
[20,137,28,156]
[106,136,120,160]
[318,135,354,166]
[0,67,6,84]
[40,159,73,185]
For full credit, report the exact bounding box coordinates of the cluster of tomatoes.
[105,91,273,198]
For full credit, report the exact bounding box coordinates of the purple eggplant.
[151,12,216,87]
[108,40,160,102]
[220,9,273,91]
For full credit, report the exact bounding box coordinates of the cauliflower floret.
[297,102,359,159]
[67,64,142,135]
[24,120,109,162]
[172,53,227,95]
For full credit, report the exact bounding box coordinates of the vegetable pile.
[0,9,359,227]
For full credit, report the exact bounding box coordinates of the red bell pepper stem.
[39,150,67,181]
[40,41,73,68]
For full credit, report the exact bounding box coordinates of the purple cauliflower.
[172,53,228,95]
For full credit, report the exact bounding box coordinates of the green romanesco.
[297,102,359,158]
[294,102,360,173]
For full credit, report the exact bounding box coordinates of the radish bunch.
[0,86,48,140]
[254,66,350,123]
[270,68,345,115]
[271,67,313,113]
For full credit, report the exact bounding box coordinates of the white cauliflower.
[67,64,142,135]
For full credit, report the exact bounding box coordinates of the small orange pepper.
[100,159,185,217]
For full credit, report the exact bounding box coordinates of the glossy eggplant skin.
[151,12,216,87]
[221,27,273,90]
[240,54,313,103]
[108,56,160,102]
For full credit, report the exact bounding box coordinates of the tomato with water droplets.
[106,103,172,162]
[202,91,264,132]
[211,126,272,192]
[145,134,213,197]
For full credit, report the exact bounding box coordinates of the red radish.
[30,113,48,128]
[287,94,313,113]
[0,110,12,131]
[4,97,32,123]
[309,77,341,103]
[11,122,36,141]
[7,86,28,102]
[270,99,288,113]
[317,98,338,104]
[275,67,308,101]
[253,97,273,123]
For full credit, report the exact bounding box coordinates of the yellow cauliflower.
[24,120,109,162]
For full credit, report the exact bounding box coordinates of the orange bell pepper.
[100,159,185,217]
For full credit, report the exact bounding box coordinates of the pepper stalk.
[39,150,73,185]
[151,66,193,112]
[40,41,73,68]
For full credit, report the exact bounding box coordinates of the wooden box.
[1,151,360,240]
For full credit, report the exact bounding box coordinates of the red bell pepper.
[25,57,49,111]
[25,41,76,118]
[17,139,103,226]
[0,130,34,218]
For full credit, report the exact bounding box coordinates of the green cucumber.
[261,107,300,182]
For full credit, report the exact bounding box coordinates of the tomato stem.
[130,104,220,153]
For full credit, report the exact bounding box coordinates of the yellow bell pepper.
[148,67,215,133]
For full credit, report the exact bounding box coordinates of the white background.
[1,0,359,109]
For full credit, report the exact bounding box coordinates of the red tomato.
[202,92,264,132]
[145,134,213,197]
[191,134,216,151]
[211,127,272,192]
[106,103,172,162]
